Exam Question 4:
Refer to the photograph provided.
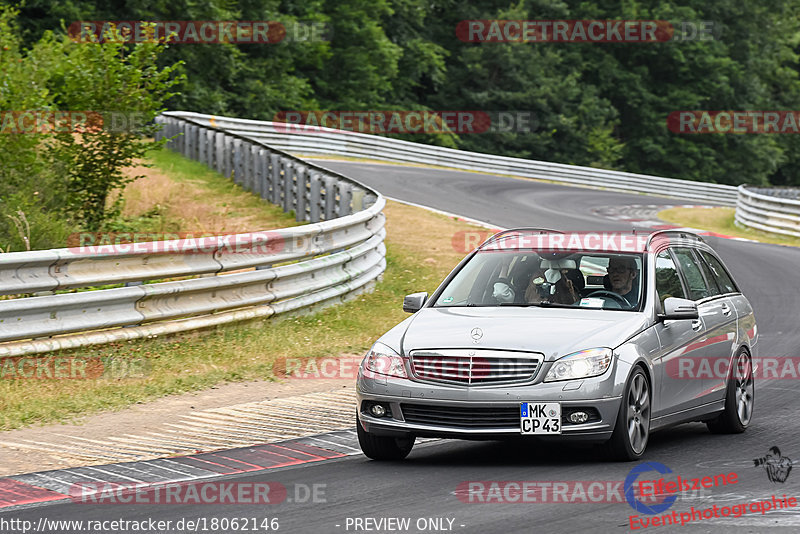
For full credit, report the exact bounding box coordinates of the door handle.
[691,320,703,331]
[721,303,732,317]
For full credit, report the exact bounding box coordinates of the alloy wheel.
[626,373,650,454]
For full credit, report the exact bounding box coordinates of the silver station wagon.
[356,229,757,461]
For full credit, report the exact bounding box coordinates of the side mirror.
[661,297,699,320]
[403,292,428,313]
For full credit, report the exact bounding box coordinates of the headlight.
[544,348,613,382]
[363,342,407,379]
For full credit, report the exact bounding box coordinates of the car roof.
[477,228,706,254]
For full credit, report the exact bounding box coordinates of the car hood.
[400,307,649,361]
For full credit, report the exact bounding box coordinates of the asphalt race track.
[3,162,799,533]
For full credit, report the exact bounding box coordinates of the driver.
[607,256,639,305]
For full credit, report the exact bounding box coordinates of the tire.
[707,349,754,434]
[357,413,414,461]
[605,367,651,461]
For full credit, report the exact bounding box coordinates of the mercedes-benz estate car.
[356,229,757,461]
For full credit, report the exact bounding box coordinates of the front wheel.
[357,414,414,460]
[605,367,651,461]
[707,349,754,434]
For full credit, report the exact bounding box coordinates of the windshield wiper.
[498,301,575,308]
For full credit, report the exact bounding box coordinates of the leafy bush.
[0,9,183,250]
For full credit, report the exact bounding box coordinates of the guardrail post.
[309,173,322,223]
[258,149,269,199]
[197,127,206,164]
[247,143,261,194]
[206,130,215,167]
[338,183,353,217]
[191,124,200,160]
[244,141,253,189]
[283,160,295,214]
[244,142,251,188]
[223,135,233,178]
[185,123,193,158]
[270,154,282,205]
[232,139,243,185]
[295,165,307,222]
[239,140,249,188]
[215,131,224,174]
[352,188,365,212]
[171,120,178,151]
[323,176,337,220]
[176,121,185,154]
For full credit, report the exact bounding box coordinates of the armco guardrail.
[0,115,385,357]
[164,111,739,206]
[735,185,800,238]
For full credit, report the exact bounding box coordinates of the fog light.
[569,411,589,424]
[370,404,387,417]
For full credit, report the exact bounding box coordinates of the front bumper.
[356,346,632,443]
[357,389,622,442]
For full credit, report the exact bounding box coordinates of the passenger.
[528,261,579,305]
[492,256,580,305]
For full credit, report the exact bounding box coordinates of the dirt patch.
[119,157,298,235]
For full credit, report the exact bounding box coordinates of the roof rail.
[478,227,562,250]
[645,229,705,250]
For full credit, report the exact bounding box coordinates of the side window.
[700,251,738,294]
[655,250,686,306]
[673,248,713,301]
[694,252,721,297]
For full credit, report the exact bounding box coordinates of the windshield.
[434,250,644,311]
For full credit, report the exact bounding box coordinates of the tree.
[31,23,184,229]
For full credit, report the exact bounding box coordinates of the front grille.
[400,404,601,430]
[400,404,520,429]
[409,349,542,386]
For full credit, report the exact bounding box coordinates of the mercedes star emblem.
[470,327,483,341]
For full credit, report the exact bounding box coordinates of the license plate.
[520,402,561,434]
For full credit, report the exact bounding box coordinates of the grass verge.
[658,206,800,248]
[114,147,301,235]
[0,183,481,429]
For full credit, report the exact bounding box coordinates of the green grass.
[658,206,800,248]
[0,245,441,430]
[0,148,472,430]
